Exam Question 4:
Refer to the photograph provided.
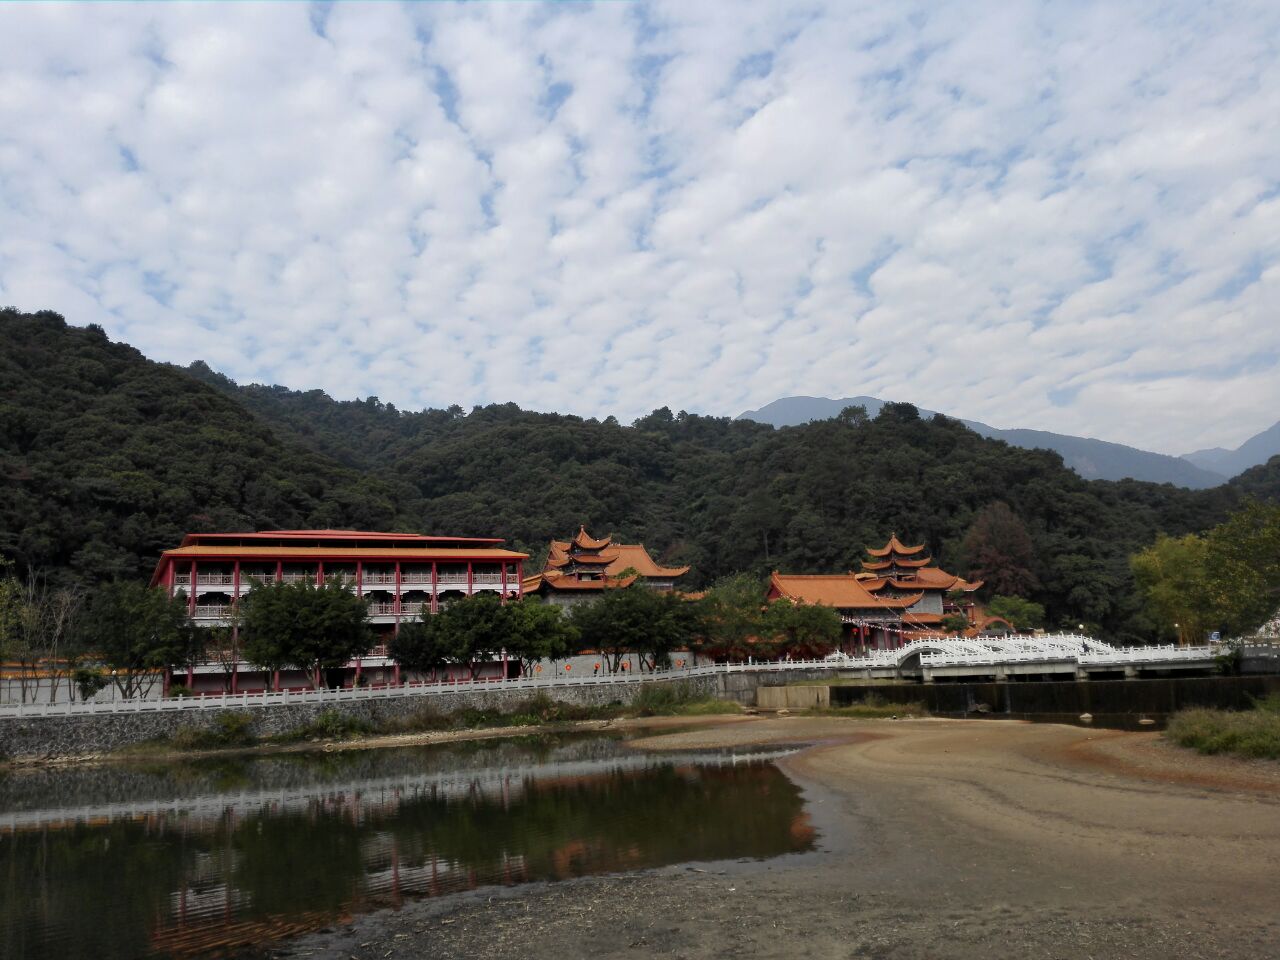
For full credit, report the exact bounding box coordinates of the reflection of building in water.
[4,751,810,960]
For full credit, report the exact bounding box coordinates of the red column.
[501,562,508,601]
[188,562,197,616]
[316,561,324,587]
[186,664,194,690]
[467,561,473,596]
[272,669,280,692]
[431,562,438,613]
[356,561,363,597]
[394,561,402,635]
[167,560,176,598]
[516,560,524,597]
[275,560,283,583]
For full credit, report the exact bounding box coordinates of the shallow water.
[0,735,814,959]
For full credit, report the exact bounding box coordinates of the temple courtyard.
[272,716,1280,960]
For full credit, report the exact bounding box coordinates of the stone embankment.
[0,667,844,761]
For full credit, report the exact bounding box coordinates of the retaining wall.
[829,674,1280,723]
[0,675,719,761]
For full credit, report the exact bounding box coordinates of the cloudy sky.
[1,2,1278,455]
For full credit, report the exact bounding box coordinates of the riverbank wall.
[0,674,726,761]
[829,674,1280,726]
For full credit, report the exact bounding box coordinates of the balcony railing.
[367,602,426,617]
[193,605,232,620]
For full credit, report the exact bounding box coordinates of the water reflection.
[0,737,814,959]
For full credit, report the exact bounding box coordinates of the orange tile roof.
[866,535,926,557]
[538,572,639,592]
[768,573,921,610]
[573,526,613,550]
[536,535,689,581]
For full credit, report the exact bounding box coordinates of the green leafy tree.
[430,593,512,679]
[941,613,970,634]
[1202,500,1280,637]
[1131,534,1216,644]
[760,600,841,659]
[504,599,579,675]
[78,582,201,698]
[696,574,768,661]
[240,578,371,687]
[569,587,700,672]
[985,595,1046,630]
[388,613,454,675]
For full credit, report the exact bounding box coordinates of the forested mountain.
[0,309,413,583]
[4,309,1277,641]
[738,395,1229,488]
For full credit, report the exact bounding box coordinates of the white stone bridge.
[835,632,1222,681]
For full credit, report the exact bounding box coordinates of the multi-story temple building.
[768,535,989,651]
[521,526,690,607]
[149,530,527,692]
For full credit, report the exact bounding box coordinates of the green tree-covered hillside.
[4,308,1277,640]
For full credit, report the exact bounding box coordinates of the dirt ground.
[268,716,1280,960]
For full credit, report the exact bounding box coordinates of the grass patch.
[1165,695,1280,760]
[169,711,257,750]
[630,681,740,717]
[809,702,927,719]
[275,709,375,743]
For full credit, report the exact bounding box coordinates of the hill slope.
[738,396,1228,488]
[3,310,1268,640]
[0,309,411,584]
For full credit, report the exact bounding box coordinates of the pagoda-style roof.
[768,573,922,611]
[865,534,926,558]
[527,527,689,596]
[862,556,932,571]
[572,526,613,550]
[523,571,639,593]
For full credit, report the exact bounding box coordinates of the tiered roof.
[524,526,690,595]
[768,573,922,611]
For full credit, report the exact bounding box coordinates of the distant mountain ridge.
[1183,420,1280,479]
[736,396,1231,489]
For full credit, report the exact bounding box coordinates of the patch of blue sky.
[732,51,773,84]
[1210,256,1264,302]
[541,80,573,121]
[142,271,176,308]
[849,244,898,299]
[118,146,140,173]
[308,2,333,40]
[1047,385,1080,407]
[431,65,461,126]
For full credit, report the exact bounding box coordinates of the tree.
[696,574,768,661]
[388,613,454,676]
[960,502,1040,597]
[941,613,970,634]
[568,587,700,672]
[432,593,513,679]
[1131,534,1215,644]
[985,595,1045,630]
[504,599,579,676]
[1202,500,1280,637]
[240,578,370,687]
[78,582,200,699]
[760,600,841,659]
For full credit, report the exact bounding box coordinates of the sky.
[1,2,1278,456]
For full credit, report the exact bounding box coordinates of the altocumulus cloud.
[0,1,1277,454]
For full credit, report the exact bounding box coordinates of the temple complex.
[521,526,690,607]
[149,530,528,692]
[768,534,996,651]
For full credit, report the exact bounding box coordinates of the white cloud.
[1,0,1278,455]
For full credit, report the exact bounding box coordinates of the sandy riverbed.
[265,716,1280,960]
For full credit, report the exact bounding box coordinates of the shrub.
[281,709,374,742]
[170,710,256,750]
[1165,706,1280,760]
